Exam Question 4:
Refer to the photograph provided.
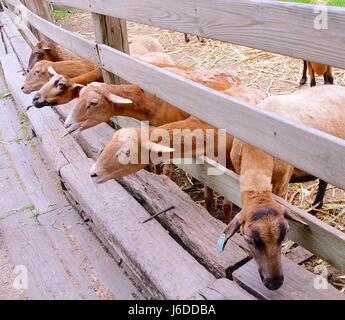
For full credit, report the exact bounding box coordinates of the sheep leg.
[184,33,190,42]
[154,164,163,175]
[223,199,233,224]
[324,66,334,85]
[204,186,214,212]
[162,163,174,177]
[312,180,327,209]
[308,62,316,87]
[197,36,206,43]
[300,60,308,85]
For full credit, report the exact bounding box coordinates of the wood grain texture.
[286,246,314,264]
[0,12,31,68]
[55,104,250,279]
[22,0,52,41]
[1,53,86,171]
[233,257,345,300]
[60,102,345,275]
[121,171,249,278]
[92,13,129,84]
[4,0,99,64]
[2,50,217,300]
[60,160,216,300]
[5,0,345,192]
[191,278,256,300]
[0,97,142,300]
[52,0,345,69]
[3,6,38,47]
[98,44,345,192]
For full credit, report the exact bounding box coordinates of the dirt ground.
[56,11,345,292]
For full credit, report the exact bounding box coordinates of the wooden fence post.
[92,14,129,85]
[22,0,53,40]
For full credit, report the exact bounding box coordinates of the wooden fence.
[2,0,345,273]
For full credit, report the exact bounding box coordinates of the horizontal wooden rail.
[4,0,345,191]
[2,6,38,47]
[112,116,345,274]
[51,0,345,69]
[99,44,345,191]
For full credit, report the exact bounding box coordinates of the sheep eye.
[244,236,254,245]
[58,83,66,90]
[88,100,98,108]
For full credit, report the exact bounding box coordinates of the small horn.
[107,93,133,105]
[143,141,175,153]
[47,66,59,76]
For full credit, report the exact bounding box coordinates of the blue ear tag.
[218,233,227,252]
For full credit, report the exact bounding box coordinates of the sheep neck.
[109,85,154,122]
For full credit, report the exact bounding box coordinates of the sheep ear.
[106,93,133,105]
[284,210,308,226]
[73,83,85,94]
[218,213,243,252]
[143,141,175,153]
[47,66,59,76]
[43,47,52,52]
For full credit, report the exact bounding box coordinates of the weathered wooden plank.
[286,246,314,265]
[0,16,14,55]
[69,102,345,275]
[60,160,216,300]
[54,102,345,276]
[5,0,345,192]
[52,0,345,69]
[98,44,345,193]
[55,104,250,279]
[233,258,345,300]
[182,156,345,274]
[4,0,99,64]
[191,278,256,300]
[121,171,249,278]
[2,52,217,300]
[22,0,53,41]
[3,7,38,47]
[0,13,31,68]
[1,53,86,171]
[91,13,129,84]
[0,9,21,39]
[0,97,142,300]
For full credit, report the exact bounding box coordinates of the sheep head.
[64,83,133,132]
[90,127,174,183]
[219,191,307,291]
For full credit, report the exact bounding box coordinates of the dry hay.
[57,11,345,292]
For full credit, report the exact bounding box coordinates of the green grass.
[278,0,317,4]
[277,0,345,6]
[326,0,345,7]
[53,9,72,21]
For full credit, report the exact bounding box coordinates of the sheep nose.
[90,173,98,178]
[265,275,284,291]
[33,93,40,102]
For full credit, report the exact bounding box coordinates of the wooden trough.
[0,2,345,300]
